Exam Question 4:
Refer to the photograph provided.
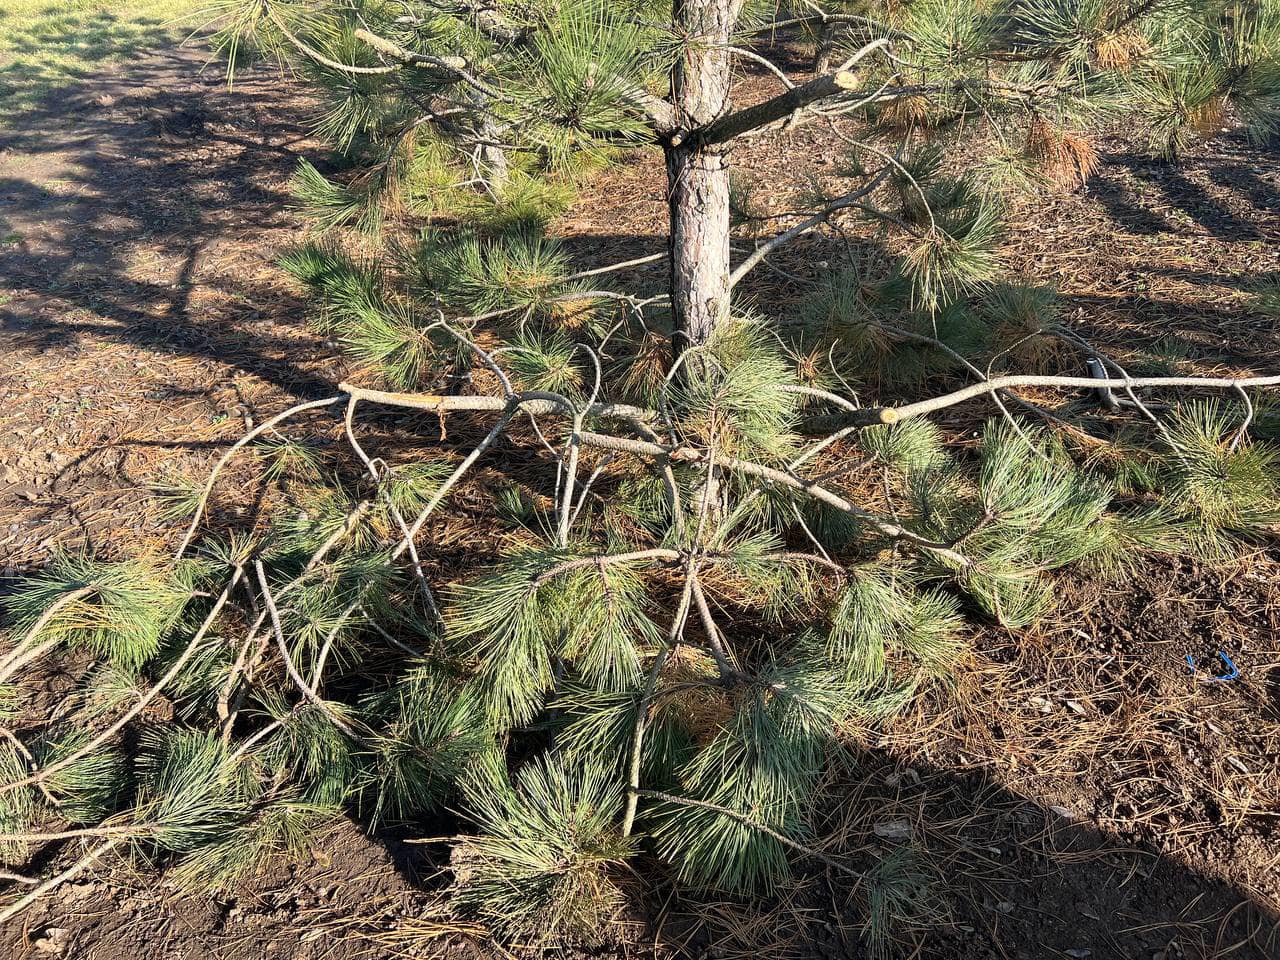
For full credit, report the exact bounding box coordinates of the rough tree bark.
[666,0,740,356]
[814,22,836,74]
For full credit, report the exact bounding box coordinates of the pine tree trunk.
[667,0,738,356]
[480,138,509,192]
[472,95,509,192]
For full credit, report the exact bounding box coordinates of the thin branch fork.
[0,837,126,924]
[728,155,899,288]
[875,372,1280,425]
[0,585,95,683]
[174,395,342,561]
[253,561,358,738]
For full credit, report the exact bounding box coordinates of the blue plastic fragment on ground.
[1185,650,1239,681]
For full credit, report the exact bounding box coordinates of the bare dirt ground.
[1,41,1279,960]
[0,46,334,575]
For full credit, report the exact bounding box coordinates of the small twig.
[174,396,341,561]
[690,574,736,679]
[1230,385,1254,453]
[0,568,246,797]
[728,159,898,288]
[621,577,694,838]
[567,453,616,529]
[253,561,357,738]
[0,586,95,684]
[0,836,125,923]
[561,251,666,283]
[343,398,442,625]
[0,729,61,808]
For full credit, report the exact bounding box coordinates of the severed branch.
[694,69,860,145]
[254,561,359,738]
[695,39,890,145]
[341,364,1280,558]
[611,77,681,136]
[865,372,1280,426]
[263,2,397,75]
[340,383,967,565]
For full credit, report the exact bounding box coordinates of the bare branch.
[562,250,667,283]
[694,68,861,145]
[174,396,342,561]
[254,561,358,738]
[0,837,126,924]
[696,40,890,145]
[352,27,507,101]
[728,159,897,287]
[878,372,1280,425]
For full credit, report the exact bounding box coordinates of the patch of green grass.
[0,1,212,119]
[1249,278,1280,319]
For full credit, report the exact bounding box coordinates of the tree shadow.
[640,754,1280,959]
[0,4,210,117]
[0,45,331,399]
[1088,131,1280,241]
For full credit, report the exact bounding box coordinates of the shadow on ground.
[1090,133,1280,241]
[0,4,207,115]
[0,45,330,396]
[643,754,1280,959]
[0,45,339,567]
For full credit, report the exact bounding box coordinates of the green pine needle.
[7,554,190,671]
[452,753,634,945]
